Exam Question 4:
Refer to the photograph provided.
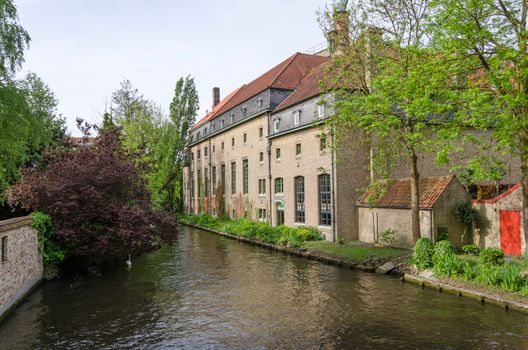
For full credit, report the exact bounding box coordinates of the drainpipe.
[330,127,337,242]
[267,112,273,226]
[208,137,212,215]
[429,209,433,243]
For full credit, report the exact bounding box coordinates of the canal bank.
[1,224,528,349]
[182,222,528,315]
[182,222,409,273]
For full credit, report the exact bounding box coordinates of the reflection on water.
[1,225,528,349]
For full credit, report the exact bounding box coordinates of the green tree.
[158,76,199,212]
[0,0,30,80]
[321,0,458,243]
[110,77,198,212]
[430,0,528,252]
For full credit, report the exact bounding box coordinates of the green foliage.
[454,202,479,225]
[180,214,323,248]
[479,248,504,266]
[378,228,396,247]
[31,211,66,266]
[432,240,461,276]
[462,244,480,256]
[412,238,434,270]
[0,0,30,79]
[499,264,523,292]
[476,264,503,286]
[0,73,66,195]
[461,260,477,280]
[114,77,198,213]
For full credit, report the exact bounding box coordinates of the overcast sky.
[14,0,329,135]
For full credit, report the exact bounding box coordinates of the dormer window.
[221,118,225,128]
[212,123,216,131]
[257,99,263,109]
[293,110,301,126]
[318,104,325,118]
[241,106,247,117]
[204,127,208,135]
[197,131,201,139]
[273,118,281,133]
[230,113,235,124]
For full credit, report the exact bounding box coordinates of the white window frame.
[293,110,301,125]
[318,104,325,118]
[273,118,281,132]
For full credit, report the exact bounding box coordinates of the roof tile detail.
[357,175,455,209]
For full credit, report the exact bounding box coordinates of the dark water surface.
[1,225,528,349]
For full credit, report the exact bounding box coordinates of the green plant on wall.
[378,228,396,247]
[31,212,66,267]
[453,202,479,245]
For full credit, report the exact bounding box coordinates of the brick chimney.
[212,87,220,108]
[329,9,350,56]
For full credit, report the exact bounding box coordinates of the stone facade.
[358,177,470,248]
[0,216,43,320]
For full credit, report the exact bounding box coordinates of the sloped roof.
[357,175,455,209]
[210,52,328,118]
[192,86,242,130]
[273,60,329,113]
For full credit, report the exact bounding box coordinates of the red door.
[500,210,522,256]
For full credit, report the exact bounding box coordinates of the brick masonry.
[0,216,43,321]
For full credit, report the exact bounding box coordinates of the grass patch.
[303,240,410,263]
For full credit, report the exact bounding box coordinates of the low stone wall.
[0,216,43,321]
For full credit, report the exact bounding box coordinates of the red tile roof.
[357,175,455,209]
[273,60,328,113]
[192,86,242,130]
[192,53,328,130]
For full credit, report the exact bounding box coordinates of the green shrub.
[461,261,477,280]
[462,244,480,256]
[499,263,523,292]
[412,238,434,269]
[432,240,460,276]
[479,247,504,265]
[31,212,67,266]
[476,264,502,286]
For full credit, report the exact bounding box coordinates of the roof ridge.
[269,52,302,87]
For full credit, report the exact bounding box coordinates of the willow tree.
[430,0,528,252]
[320,0,459,243]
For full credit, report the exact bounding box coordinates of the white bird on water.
[126,254,132,268]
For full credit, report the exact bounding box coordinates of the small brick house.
[472,184,525,256]
[357,175,470,247]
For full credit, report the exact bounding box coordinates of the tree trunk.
[408,150,421,243]
[520,136,528,255]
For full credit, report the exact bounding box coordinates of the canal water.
[1,225,528,349]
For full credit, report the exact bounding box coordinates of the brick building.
[182,50,371,241]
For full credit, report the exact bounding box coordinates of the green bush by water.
[412,239,528,296]
[412,238,434,269]
[479,248,504,265]
[31,212,66,266]
[179,214,323,247]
